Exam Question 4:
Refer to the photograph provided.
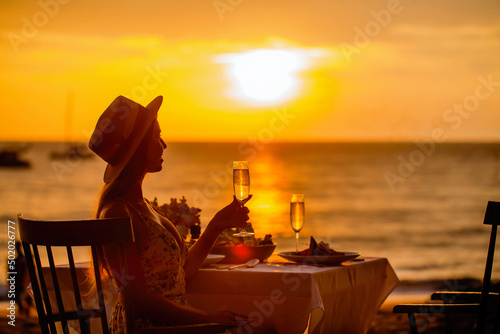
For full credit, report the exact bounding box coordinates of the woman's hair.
[86,124,154,295]
[95,159,145,219]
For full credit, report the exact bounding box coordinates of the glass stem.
[295,232,300,252]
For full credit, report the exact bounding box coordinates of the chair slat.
[67,246,89,334]
[23,243,50,334]
[92,245,109,334]
[47,246,70,333]
[476,223,497,334]
[33,245,58,334]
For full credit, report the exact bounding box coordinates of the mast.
[65,89,74,145]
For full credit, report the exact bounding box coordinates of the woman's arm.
[100,202,245,326]
[184,196,250,279]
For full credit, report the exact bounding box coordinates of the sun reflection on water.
[246,157,292,238]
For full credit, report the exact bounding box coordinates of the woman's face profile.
[145,120,166,173]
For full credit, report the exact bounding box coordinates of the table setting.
[184,160,399,333]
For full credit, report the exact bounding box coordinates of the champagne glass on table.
[233,161,254,237]
[290,194,305,253]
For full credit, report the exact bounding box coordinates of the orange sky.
[1,0,499,142]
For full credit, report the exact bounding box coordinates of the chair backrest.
[18,214,135,334]
[477,201,500,334]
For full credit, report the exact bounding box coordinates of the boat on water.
[0,149,31,168]
[49,91,95,161]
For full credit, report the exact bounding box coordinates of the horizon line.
[2,139,500,144]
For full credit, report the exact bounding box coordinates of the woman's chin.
[147,163,163,173]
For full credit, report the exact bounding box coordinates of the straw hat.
[89,95,163,183]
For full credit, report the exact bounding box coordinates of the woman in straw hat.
[89,96,275,333]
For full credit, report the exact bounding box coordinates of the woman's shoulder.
[99,199,131,219]
[100,199,149,247]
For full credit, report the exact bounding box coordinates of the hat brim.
[103,95,163,183]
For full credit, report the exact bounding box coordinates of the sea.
[2,141,500,286]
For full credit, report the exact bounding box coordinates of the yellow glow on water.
[247,158,291,237]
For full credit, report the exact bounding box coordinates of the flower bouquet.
[150,196,201,239]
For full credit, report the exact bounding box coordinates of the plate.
[277,251,360,265]
[202,254,225,267]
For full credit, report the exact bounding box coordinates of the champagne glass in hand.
[233,161,253,237]
[290,194,305,253]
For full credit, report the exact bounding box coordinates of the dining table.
[40,255,398,334]
[187,256,399,334]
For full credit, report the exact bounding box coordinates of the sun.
[219,49,305,105]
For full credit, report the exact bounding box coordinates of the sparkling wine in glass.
[233,161,250,204]
[233,161,253,237]
[290,194,305,253]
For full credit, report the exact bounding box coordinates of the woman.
[89,96,275,333]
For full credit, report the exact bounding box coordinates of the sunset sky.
[1,0,499,142]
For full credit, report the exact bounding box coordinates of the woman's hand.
[185,196,252,278]
[209,195,252,233]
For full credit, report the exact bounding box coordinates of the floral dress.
[109,200,188,334]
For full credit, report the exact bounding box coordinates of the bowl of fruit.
[210,227,276,264]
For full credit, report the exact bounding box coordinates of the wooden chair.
[18,214,226,334]
[393,201,500,334]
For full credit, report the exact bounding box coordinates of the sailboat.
[50,90,94,160]
[0,144,31,168]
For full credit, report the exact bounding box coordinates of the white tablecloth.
[186,257,399,334]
